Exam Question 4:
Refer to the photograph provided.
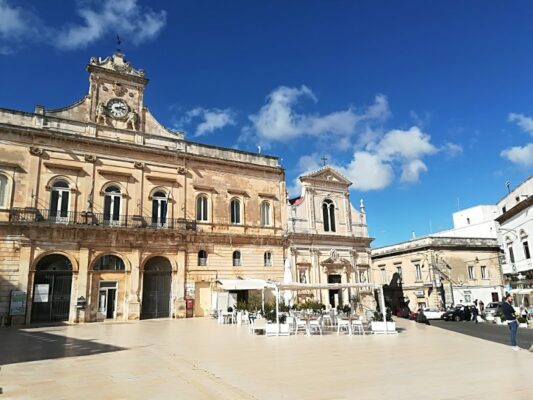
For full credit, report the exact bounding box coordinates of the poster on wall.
[9,290,27,316]
[34,284,49,303]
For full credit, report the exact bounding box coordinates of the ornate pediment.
[299,166,352,187]
[89,53,145,78]
[320,257,351,266]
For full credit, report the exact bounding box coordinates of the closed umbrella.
[283,258,293,306]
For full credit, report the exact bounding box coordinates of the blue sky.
[1,1,532,247]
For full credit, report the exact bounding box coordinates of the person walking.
[472,300,479,323]
[501,294,519,350]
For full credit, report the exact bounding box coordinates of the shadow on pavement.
[0,329,125,365]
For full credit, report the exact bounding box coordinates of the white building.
[495,176,533,309]
[432,205,498,239]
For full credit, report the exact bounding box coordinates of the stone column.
[128,247,142,320]
[344,193,352,233]
[14,244,31,326]
[175,248,186,318]
[76,247,90,323]
[341,268,349,305]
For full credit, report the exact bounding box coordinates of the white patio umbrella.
[283,258,293,306]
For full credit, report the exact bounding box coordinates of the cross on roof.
[321,156,328,167]
[116,34,122,53]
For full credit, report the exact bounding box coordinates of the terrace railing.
[8,208,197,232]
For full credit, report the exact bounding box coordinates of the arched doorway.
[31,254,73,323]
[141,256,172,319]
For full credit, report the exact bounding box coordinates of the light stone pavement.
[1,318,532,400]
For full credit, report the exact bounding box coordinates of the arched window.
[260,201,271,226]
[232,250,241,266]
[0,174,8,208]
[264,251,272,267]
[50,180,70,222]
[93,255,126,271]
[198,250,207,266]
[104,186,121,225]
[322,199,336,232]
[152,191,168,227]
[196,195,208,221]
[230,199,241,224]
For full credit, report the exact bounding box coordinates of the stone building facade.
[371,237,504,311]
[0,53,286,324]
[286,167,374,311]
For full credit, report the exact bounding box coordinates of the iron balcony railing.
[8,208,197,231]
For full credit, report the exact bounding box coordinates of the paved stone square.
[1,318,532,399]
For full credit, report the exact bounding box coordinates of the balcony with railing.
[7,208,196,231]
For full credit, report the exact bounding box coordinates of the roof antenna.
[116,34,122,53]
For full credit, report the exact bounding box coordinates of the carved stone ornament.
[113,82,127,97]
[102,85,109,92]
[84,154,97,163]
[126,110,138,131]
[29,146,43,156]
[134,161,145,169]
[330,249,339,262]
[89,54,145,77]
[177,166,187,175]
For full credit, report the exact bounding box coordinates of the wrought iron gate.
[31,272,72,323]
[141,271,171,319]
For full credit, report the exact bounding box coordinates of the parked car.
[423,307,445,320]
[482,302,502,318]
[442,305,474,321]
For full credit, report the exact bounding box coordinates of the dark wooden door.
[140,271,171,319]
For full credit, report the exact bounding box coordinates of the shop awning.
[216,278,275,291]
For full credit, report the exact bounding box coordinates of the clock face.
[107,99,128,118]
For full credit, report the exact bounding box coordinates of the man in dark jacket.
[502,294,519,350]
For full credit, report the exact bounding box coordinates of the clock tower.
[87,52,148,132]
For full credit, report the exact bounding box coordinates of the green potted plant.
[517,316,528,328]
[264,301,290,336]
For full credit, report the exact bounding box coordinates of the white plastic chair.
[351,319,365,335]
[337,317,351,335]
[293,316,308,335]
[309,315,323,335]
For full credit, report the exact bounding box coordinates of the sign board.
[414,290,425,297]
[9,290,27,316]
[34,284,50,303]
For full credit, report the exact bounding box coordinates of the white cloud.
[340,152,394,191]
[242,85,389,146]
[501,143,533,167]
[400,159,428,183]
[374,127,438,160]
[508,113,533,136]
[442,142,463,157]
[292,126,438,192]
[503,111,533,166]
[176,107,236,137]
[57,0,166,49]
[0,0,166,54]
[0,1,28,39]
[0,0,41,53]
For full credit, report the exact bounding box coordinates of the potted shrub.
[517,316,528,328]
[371,309,396,333]
[264,302,290,336]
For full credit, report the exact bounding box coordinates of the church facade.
[286,167,375,311]
[0,53,287,324]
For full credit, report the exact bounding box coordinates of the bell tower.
[87,52,149,132]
